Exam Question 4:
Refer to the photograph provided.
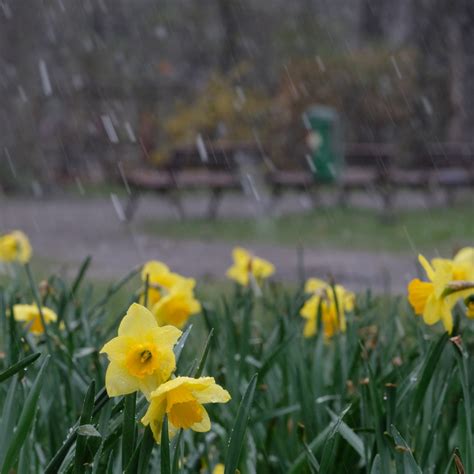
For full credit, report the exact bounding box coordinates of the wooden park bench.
[265,166,318,208]
[338,143,395,209]
[388,142,474,204]
[122,140,258,220]
[265,143,395,209]
[266,142,474,210]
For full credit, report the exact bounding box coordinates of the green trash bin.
[303,106,343,183]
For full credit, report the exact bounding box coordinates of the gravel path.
[0,195,419,293]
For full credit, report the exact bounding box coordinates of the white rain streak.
[39,59,53,96]
[117,161,131,195]
[302,113,311,129]
[124,122,136,142]
[4,148,16,178]
[1,2,12,19]
[305,154,316,173]
[75,176,85,195]
[315,55,326,72]
[421,96,433,116]
[196,134,208,162]
[101,115,119,143]
[18,86,28,103]
[244,173,261,203]
[110,193,126,222]
[390,55,402,79]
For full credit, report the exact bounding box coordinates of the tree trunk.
[460,0,474,139]
[216,0,239,72]
[359,0,385,42]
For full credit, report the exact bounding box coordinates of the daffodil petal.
[105,362,139,397]
[118,303,157,337]
[141,260,170,281]
[190,407,211,432]
[142,398,166,443]
[139,374,161,401]
[454,247,474,264]
[303,318,317,338]
[418,254,435,281]
[154,325,182,348]
[194,383,231,404]
[226,266,248,286]
[440,303,453,334]
[304,278,328,293]
[300,296,319,320]
[12,305,34,322]
[232,247,250,266]
[422,295,441,325]
[100,336,132,363]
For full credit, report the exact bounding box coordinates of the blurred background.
[0,0,473,292]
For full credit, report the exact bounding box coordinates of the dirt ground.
[0,194,420,293]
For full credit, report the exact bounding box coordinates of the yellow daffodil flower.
[407,255,457,333]
[454,247,474,266]
[213,464,225,474]
[140,260,196,309]
[226,247,275,286]
[300,278,354,340]
[0,230,32,263]
[431,247,474,283]
[151,281,201,328]
[141,376,231,443]
[100,303,182,399]
[13,304,57,335]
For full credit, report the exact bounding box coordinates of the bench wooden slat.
[125,168,175,190]
[175,170,241,189]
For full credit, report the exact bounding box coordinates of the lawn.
[143,202,473,253]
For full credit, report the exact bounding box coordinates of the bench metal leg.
[207,188,223,220]
[307,185,320,208]
[166,191,185,220]
[124,191,141,221]
[444,188,457,207]
[337,186,349,207]
[267,185,282,214]
[380,185,394,213]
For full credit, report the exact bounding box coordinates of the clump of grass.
[0,259,472,472]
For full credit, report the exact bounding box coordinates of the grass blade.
[175,324,193,363]
[1,355,49,474]
[44,388,110,473]
[0,352,40,383]
[319,405,351,473]
[161,415,171,474]
[0,376,19,465]
[390,424,422,473]
[70,256,92,298]
[224,373,258,474]
[137,426,154,474]
[171,430,183,474]
[74,380,96,474]
[411,332,449,418]
[122,393,137,471]
[451,336,473,474]
[327,407,365,462]
[193,328,214,377]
